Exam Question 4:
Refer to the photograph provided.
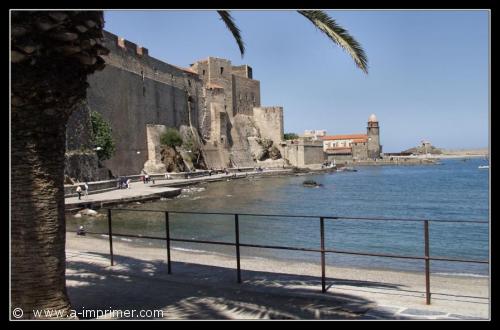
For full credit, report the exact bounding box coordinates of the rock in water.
[80,208,98,216]
[303,180,322,187]
[73,213,82,218]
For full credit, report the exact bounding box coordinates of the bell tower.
[367,114,381,159]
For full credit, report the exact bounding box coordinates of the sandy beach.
[65,234,490,319]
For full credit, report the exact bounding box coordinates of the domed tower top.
[368,114,378,123]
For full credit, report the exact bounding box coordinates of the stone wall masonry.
[65,151,100,182]
[232,75,260,116]
[326,154,352,164]
[283,140,325,167]
[102,31,200,92]
[66,102,94,151]
[84,65,177,176]
[203,86,225,142]
[284,143,300,167]
[206,57,233,117]
[352,142,368,160]
[367,122,381,159]
[66,31,286,176]
[144,124,167,173]
[252,107,284,149]
[303,143,325,165]
[231,65,252,79]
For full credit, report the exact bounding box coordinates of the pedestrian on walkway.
[83,182,89,198]
[76,185,82,200]
[77,225,86,236]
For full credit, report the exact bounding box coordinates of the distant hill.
[440,148,488,156]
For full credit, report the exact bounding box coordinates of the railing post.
[235,214,242,284]
[320,217,326,293]
[107,208,114,266]
[424,220,431,305]
[165,211,171,274]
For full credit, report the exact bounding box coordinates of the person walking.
[76,185,82,200]
[77,225,86,236]
[83,182,89,199]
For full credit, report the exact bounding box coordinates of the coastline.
[429,154,488,159]
[66,234,489,318]
[65,156,480,212]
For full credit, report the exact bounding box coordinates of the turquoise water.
[68,158,489,275]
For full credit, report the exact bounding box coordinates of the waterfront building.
[302,129,327,141]
[321,114,382,162]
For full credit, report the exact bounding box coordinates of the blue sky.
[103,10,489,152]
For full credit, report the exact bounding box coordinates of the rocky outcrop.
[64,151,98,182]
[64,150,113,182]
[160,146,187,173]
[403,145,443,155]
[249,137,282,161]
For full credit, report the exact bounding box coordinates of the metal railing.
[81,208,488,305]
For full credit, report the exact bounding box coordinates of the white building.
[302,129,327,141]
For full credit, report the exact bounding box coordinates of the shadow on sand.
[66,252,411,320]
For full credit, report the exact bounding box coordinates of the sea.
[67,157,490,276]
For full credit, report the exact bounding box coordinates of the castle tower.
[367,114,381,159]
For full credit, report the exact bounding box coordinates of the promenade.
[65,235,489,320]
[65,169,292,211]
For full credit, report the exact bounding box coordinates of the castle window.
[202,70,206,75]
[188,80,191,87]
[220,67,224,75]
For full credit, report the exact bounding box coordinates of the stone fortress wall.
[66,30,285,178]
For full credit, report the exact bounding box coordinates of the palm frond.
[298,10,368,74]
[217,10,245,57]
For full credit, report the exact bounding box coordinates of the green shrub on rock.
[160,128,183,148]
[90,111,115,161]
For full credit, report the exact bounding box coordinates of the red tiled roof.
[352,138,368,143]
[321,134,367,141]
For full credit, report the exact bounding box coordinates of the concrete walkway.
[65,182,181,211]
[65,236,489,320]
[65,169,292,211]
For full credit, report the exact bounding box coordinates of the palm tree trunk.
[11,11,108,319]
[11,106,72,318]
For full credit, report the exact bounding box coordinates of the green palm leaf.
[217,10,245,57]
[298,10,368,74]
